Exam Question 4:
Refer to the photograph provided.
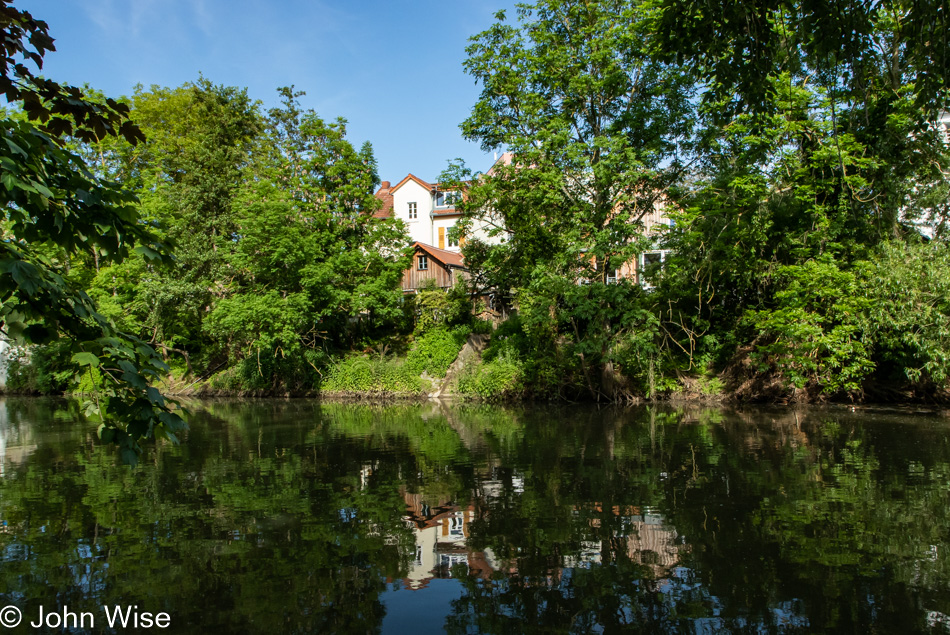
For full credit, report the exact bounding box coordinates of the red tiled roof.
[373,180,394,218]
[413,242,465,269]
[373,181,394,218]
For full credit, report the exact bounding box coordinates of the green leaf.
[134,245,162,261]
[146,386,164,406]
[72,352,100,367]
[97,424,115,444]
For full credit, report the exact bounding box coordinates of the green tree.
[127,80,262,367]
[204,87,411,390]
[450,0,694,289]
[444,0,694,399]
[0,1,185,461]
[652,0,950,395]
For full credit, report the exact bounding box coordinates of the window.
[435,190,459,207]
[418,255,428,270]
[448,513,465,538]
[408,202,417,219]
[643,252,663,271]
[638,250,668,289]
[448,227,459,248]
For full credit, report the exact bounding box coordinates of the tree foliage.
[0,1,185,462]
[451,0,694,287]
[654,0,950,396]
[449,0,950,400]
[207,87,411,388]
[65,81,412,395]
[443,0,694,399]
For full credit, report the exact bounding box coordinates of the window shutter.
[438,227,445,249]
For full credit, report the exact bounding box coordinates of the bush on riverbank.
[456,351,524,401]
[321,355,425,394]
[321,326,472,395]
[727,241,950,401]
[7,241,950,405]
[404,326,471,377]
[4,342,72,395]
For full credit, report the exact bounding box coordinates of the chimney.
[380,180,391,190]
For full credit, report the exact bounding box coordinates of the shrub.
[4,341,72,394]
[457,351,524,401]
[744,243,950,394]
[322,355,425,393]
[405,326,470,378]
[321,325,471,394]
[859,241,950,386]
[744,257,874,394]
[414,279,472,333]
[471,318,494,336]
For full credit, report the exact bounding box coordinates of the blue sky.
[19,0,518,184]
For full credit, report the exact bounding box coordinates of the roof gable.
[390,173,434,194]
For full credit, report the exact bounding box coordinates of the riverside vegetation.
[3,0,950,459]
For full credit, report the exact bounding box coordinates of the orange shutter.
[438,227,445,249]
[460,232,466,246]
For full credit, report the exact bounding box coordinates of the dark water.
[0,398,949,633]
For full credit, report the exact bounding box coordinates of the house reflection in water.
[0,400,37,478]
[398,490,498,590]
[568,505,685,579]
[395,484,685,590]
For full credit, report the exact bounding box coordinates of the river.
[0,398,948,633]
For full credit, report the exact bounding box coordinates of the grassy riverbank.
[8,320,946,406]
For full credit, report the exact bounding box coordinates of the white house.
[373,173,503,253]
[0,336,9,390]
[373,156,673,288]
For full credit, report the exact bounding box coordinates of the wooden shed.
[402,242,469,293]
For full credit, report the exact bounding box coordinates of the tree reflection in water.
[0,398,948,633]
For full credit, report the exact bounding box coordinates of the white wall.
[466,212,507,246]
[431,216,460,251]
[391,177,508,250]
[391,180,433,246]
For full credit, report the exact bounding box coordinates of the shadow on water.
[0,397,949,633]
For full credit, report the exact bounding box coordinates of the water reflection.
[0,398,948,633]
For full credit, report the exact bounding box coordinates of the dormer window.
[435,191,459,208]
[408,202,418,219]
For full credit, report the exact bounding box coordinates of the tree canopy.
[0,1,185,462]
[444,0,950,401]
[4,0,950,406]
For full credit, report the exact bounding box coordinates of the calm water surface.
[0,398,949,633]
